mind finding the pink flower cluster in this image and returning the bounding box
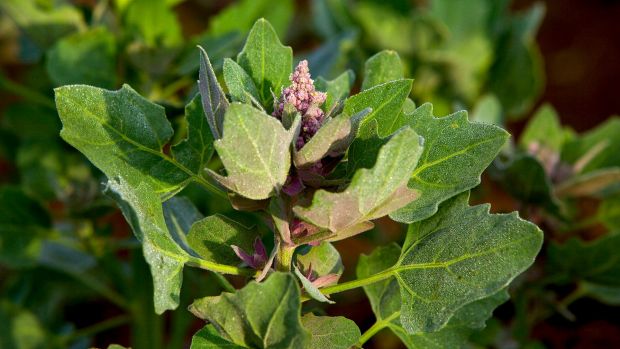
[273,60,327,149]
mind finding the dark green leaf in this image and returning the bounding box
[315,70,354,112]
[171,94,215,174]
[190,325,245,349]
[189,273,310,348]
[390,103,508,223]
[301,313,361,349]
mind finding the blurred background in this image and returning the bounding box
[1,0,619,348]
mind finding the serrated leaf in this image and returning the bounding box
[356,243,509,349]
[562,117,620,173]
[237,19,293,107]
[343,79,413,137]
[294,127,423,240]
[301,313,361,349]
[45,27,116,88]
[520,104,565,152]
[189,272,310,349]
[210,103,297,200]
[548,234,620,287]
[315,70,354,112]
[294,109,369,168]
[362,50,404,90]
[191,325,245,349]
[55,84,212,200]
[223,58,261,104]
[390,103,509,223]
[187,214,258,266]
[171,94,215,174]
[395,192,542,333]
[199,46,230,140]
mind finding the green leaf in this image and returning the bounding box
[562,117,620,173]
[191,325,245,349]
[45,27,117,88]
[548,234,620,287]
[520,104,565,152]
[315,70,355,113]
[301,313,361,349]
[471,94,502,125]
[361,50,404,90]
[55,84,219,200]
[223,58,261,104]
[294,109,369,168]
[343,79,413,137]
[199,46,230,140]
[187,214,257,266]
[294,266,334,304]
[357,243,509,348]
[296,242,343,280]
[395,192,542,333]
[598,195,620,231]
[163,196,202,254]
[237,19,293,107]
[555,168,620,198]
[189,273,310,349]
[346,120,389,177]
[125,0,182,46]
[390,103,509,223]
[172,94,215,174]
[210,103,297,200]
[208,0,293,38]
[294,127,423,240]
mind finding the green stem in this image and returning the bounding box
[302,268,394,301]
[0,73,56,109]
[276,244,296,272]
[357,312,400,347]
[62,314,131,343]
[189,257,258,277]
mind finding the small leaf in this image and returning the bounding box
[520,104,565,152]
[191,325,245,349]
[395,192,542,333]
[189,272,310,349]
[362,50,404,90]
[237,19,293,107]
[343,79,413,137]
[294,266,334,304]
[294,109,369,168]
[198,46,230,140]
[223,58,261,104]
[171,94,215,174]
[315,70,355,112]
[45,27,117,88]
[294,127,423,240]
[187,214,258,266]
[390,103,509,223]
[296,242,344,280]
[210,103,297,200]
[301,313,361,349]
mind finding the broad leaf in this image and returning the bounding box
[343,79,413,137]
[187,214,258,266]
[189,272,310,349]
[237,19,293,106]
[395,192,542,333]
[301,313,361,349]
[519,104,566,152]
[210,103,297,200]
[357,244,509,348]
[55,84,212,200]
[199,46,230,140]
[45,27,117,88]
[390,103,508,223]
[361,50,404,90]
[223,58,261,104]
[315,70,355,112]
[294,127,423,240]
[191,325,245,349]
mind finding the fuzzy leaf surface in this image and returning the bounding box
[189,273,310,349]
[301,313,361,349]
[237,19,293,106]
[294,128,422,239]
[223,58,261,104]
[199,46,230,139]
[211,103,296,200]
[390,103,508,223]
[395,193,542,333]
[362,50,404,90]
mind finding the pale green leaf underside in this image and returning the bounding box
[390,103,509,223]
[294,127,423,239]
[212,103,297,200]
[396,192,542,333]
[237,18,293,106]
[189,273,310,349]
[301,313,361,349]
[223,57,261,104]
